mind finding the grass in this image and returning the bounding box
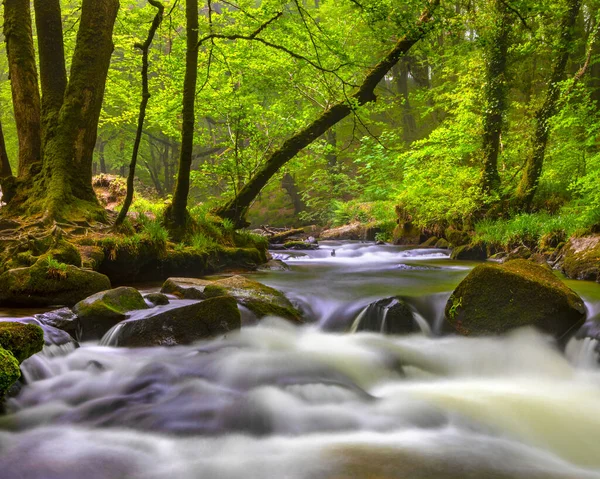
[46,256,68,280]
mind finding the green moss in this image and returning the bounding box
[420,237,439,247]
[450,244,487,260]
[283,241,312,249]
[434,238,450,249]
[446,228,470,247]
[73,287,148,319]
[0,322,44,363]
[445,259,585,338]
[0,348,20,398]
[560,236,600,282]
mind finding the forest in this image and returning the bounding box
[0,1,600,478]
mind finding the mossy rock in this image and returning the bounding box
[45,239,82,267]
[161,277,213,299]
[0,262,111,307]
[283,241,318,250]
[446,228,470,247]
[0,348,20,398]
[450,244,487,260]
[420,237,439,248]
[73,287,149,341]
[206,275,303,323]
[353,297,418,335]
[0,321,45,363]
[434,238,450,249]
[392,222,422,245]
[105,296,241,347]
[558,235,600,282]
[144,293,170,306]
[445,259,585,339]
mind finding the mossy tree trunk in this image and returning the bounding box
[393,60,417,144]
[0,121,12,179]
[33,0,67,152]
[515,0,582,210]
[166,0,199,234]
[116,0,164,226]
[1,0,119,222]
[480,0,511,196]
[3,0,41,179]
[215,0,441,227]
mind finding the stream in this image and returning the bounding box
[1,241,600,478]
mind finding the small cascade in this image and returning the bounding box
[99,322,125,347]
[566,337,600,369]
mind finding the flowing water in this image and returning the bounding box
[1,241,600,478]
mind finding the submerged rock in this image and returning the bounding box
[74,287,149,341]
[353,297,421,335]
[161,275,303,323]
[557,235,600,282]
[103,296,241,347]
[0,261,111,307]
[445,259,585,339]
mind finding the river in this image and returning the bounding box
[1,241,599,478]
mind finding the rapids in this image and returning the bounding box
[1,241,599,478]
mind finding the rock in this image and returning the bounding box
[445,259,585,339]
[144,293,170,306]
[434,238,449,249]
[34,307,79,339]
[161,275,303,323]
[283,241,318,250]
[321,222,376,241]
[557,235,600,282]
[502,245,532,262]
[204,275,303,323]
[161,277,213,299]
[450,244,487,260]
[445,227,470,247]
[420,237,439,247]
[73,287,149,341]
[11,317,76,349]
[257,259,290,271]
[353,297,421,335]
[0,321,45,363]
[78,245,105,270]
[103,297,241,347]
[0,348,20,397]
[393,222,422,245]
[0,261,111,307]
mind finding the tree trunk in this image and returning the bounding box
[166,0,199,233]
[515,0,582,210]
[480,0,511,195]
[98,140,107,174]
[0,120,12,179]
[215,0,441,227]
[41,0,120,218]
[3,0,41,178]
[115,0,164,226]
[33,0,67,151]
[393,60,417,144]
[281,173,305,215]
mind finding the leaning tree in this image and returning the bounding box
[1,0,119,222]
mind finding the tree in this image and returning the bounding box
[480,0,511,195]
[0,120,11,179]
[215,0,441,227]
[515,0,583,209]
[116,0,164,226]
[2,0,120,221]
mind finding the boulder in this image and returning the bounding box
[103,297,241,347]
[204,275,303,323]
[0,348,20,397]
[144,293,170,306]
[434,238,450,249]
[450,244,487,260]
[445,227,470,247]
[502,245,532,262]
[283,241,319,250]
[445,259,585,339]
[161,277,213,299]
[161,275,303,323]
[257,259,290,271]
[0,321,45,363]
[0,261,111,307]
[73,287,149,341]
[34,307,79,339]
[353,297,421,335]
[557,235,600,282]
[321,222,378,241]
[420,237,439,248]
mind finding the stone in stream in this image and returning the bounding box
[445,259,585,339]
[102,296,241,347]
[0,260,111,307]
[34,307,79,339]
[450,243,488,261]
[0,321,44,397]
[144,293,170,306]
[556,235,600,282]
[161,275,303,323]
[73,287,149,341]
[257,259,290,271]
[353,297,424,335]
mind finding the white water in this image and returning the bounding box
[1,241,600,478]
